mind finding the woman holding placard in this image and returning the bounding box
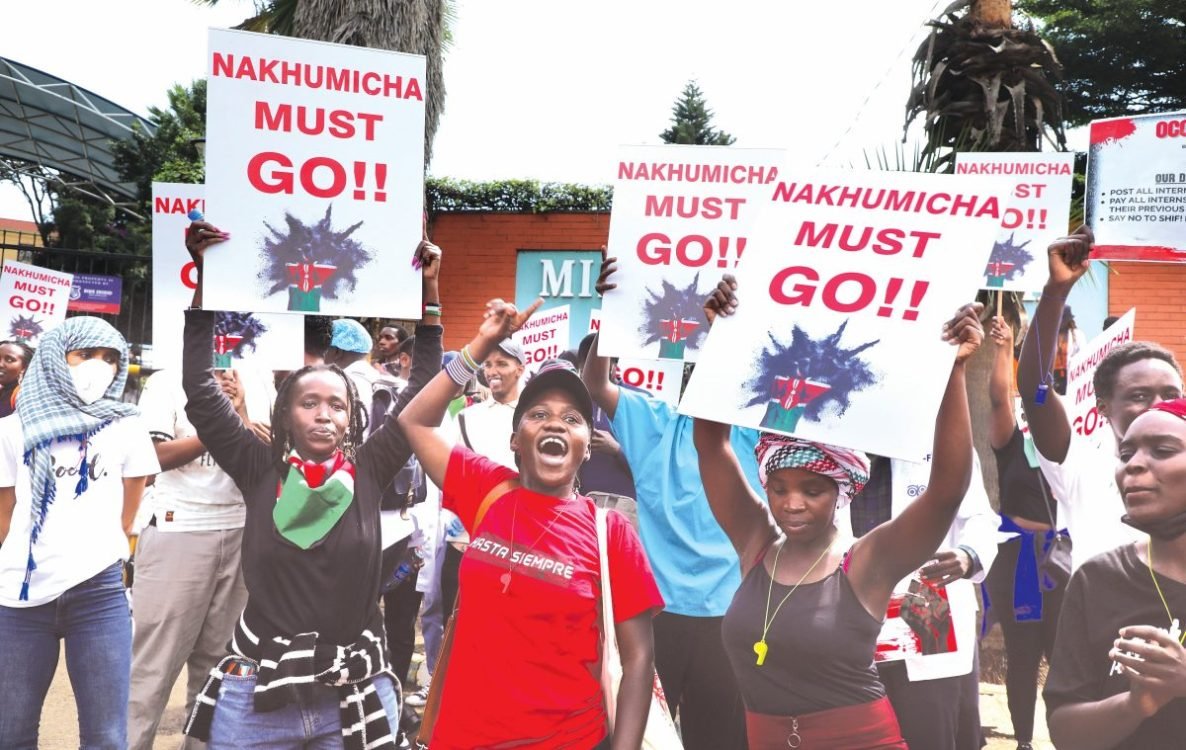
[398,299,664,750]
[178,218,442,748]
[693,275,983,750]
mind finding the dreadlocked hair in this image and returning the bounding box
[270,364,369,473]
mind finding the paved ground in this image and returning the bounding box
[39,651,1050,749]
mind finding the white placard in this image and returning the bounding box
[1087,112,1186,261]
[955,152,1075,292]
[151,182,304,372]
[203,29,426,316]
[679,167,1012,459]
[0,261,72,345]
[513,304,570,372]
[1065,308,1135,451]
[599,144,785,362]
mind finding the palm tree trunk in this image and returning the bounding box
[970,0,1012,28]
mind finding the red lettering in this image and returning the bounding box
[1156,119,1186,138]
[247,151,295,195]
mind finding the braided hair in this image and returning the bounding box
[270,364,369,473]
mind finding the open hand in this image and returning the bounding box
[941,302,985,363]
[1046,225,1094,291]
[703,274,738,325]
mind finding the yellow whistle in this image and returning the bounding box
[753,639,768,666]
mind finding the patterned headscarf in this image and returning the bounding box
[15,317,138,600]
[754,433,870,509]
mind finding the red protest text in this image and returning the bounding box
[773,181,1001,219]
[154,197,205,215]
[1155,119,1186,138]
[644,195,746,220]
[211,53,423,101]
[5,265,71,288]
[769,266,929,322]
[637,233,746,269]
[255,102,384,141]
[619,161,778,185]
[248,151,389,203]
[955,162,1071,176]
[795,221,942,259]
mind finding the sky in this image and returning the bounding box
[0,0,1085,221]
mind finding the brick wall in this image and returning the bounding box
[1108,261,1186,364]
[431,212,609,349]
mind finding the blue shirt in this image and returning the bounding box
[612,388,764,617]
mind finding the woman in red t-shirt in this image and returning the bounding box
[399,299,664,750]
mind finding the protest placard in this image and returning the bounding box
[513,304,570,372]
[587,309,683,405]
[0,261,72,345]
[955,152,1074,291]
[1087,112,1186,261]
[151,182,304,372]
[599,144,785,362]
[1065,308,1135,451]
[678,167,1012,459]
[67,274,123,314]
[202,29,426,316]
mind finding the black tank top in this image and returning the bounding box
[722,550,886,715]
[994,427,1053,525]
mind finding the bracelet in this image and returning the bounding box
[445,345,480,386]
[423,303,442,317]
[460,345,480,371]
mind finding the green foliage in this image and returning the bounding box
[112,80,207,216]
[1017,0,1186,126]
[660,81,736,146]
[425,177,611,213]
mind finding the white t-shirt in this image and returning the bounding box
[139,371,246,532]
[449,398,517,470]
[0,415,159,606]
[1037,432,1142,571]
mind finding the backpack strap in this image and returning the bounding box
[474,478,517,531]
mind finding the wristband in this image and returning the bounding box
[423,303,442,317]
[445,345,480,386]
[460,345,480,371]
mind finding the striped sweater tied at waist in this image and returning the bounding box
[185,613,398,750]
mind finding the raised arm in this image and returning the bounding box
[849,304,983,600]
[398,297,541,489]
[1018,226,1093,463]
[180,220,269,485]
[356,241,443,481]
[988,315,1017,450]
[691,274,775,571]
[583,252,622,418]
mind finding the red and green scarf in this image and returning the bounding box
[274,451,356,550]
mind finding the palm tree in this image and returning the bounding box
[904,0,1068,510]
[198,0,454,167]
[905,0,1066,169]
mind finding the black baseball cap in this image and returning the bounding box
[513,359,595,428]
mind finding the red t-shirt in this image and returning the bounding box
[434,446,664,750]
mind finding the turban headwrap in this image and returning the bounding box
[754,433,870,509]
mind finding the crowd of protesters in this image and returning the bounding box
[0,221,1184,750]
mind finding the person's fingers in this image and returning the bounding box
[1120,625,1180,650]
[512,298,544,329]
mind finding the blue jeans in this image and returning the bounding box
[0,561,132,750]
[208,670,401,749]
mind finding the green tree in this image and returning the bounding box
[1017,0,1186,126]
[197,0,454,167]
[660,81,736,146]
[111,80,207,218]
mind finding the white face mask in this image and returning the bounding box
[70,359,116,405]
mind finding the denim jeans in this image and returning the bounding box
[208,670,401,749]
[0,561,132,750]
